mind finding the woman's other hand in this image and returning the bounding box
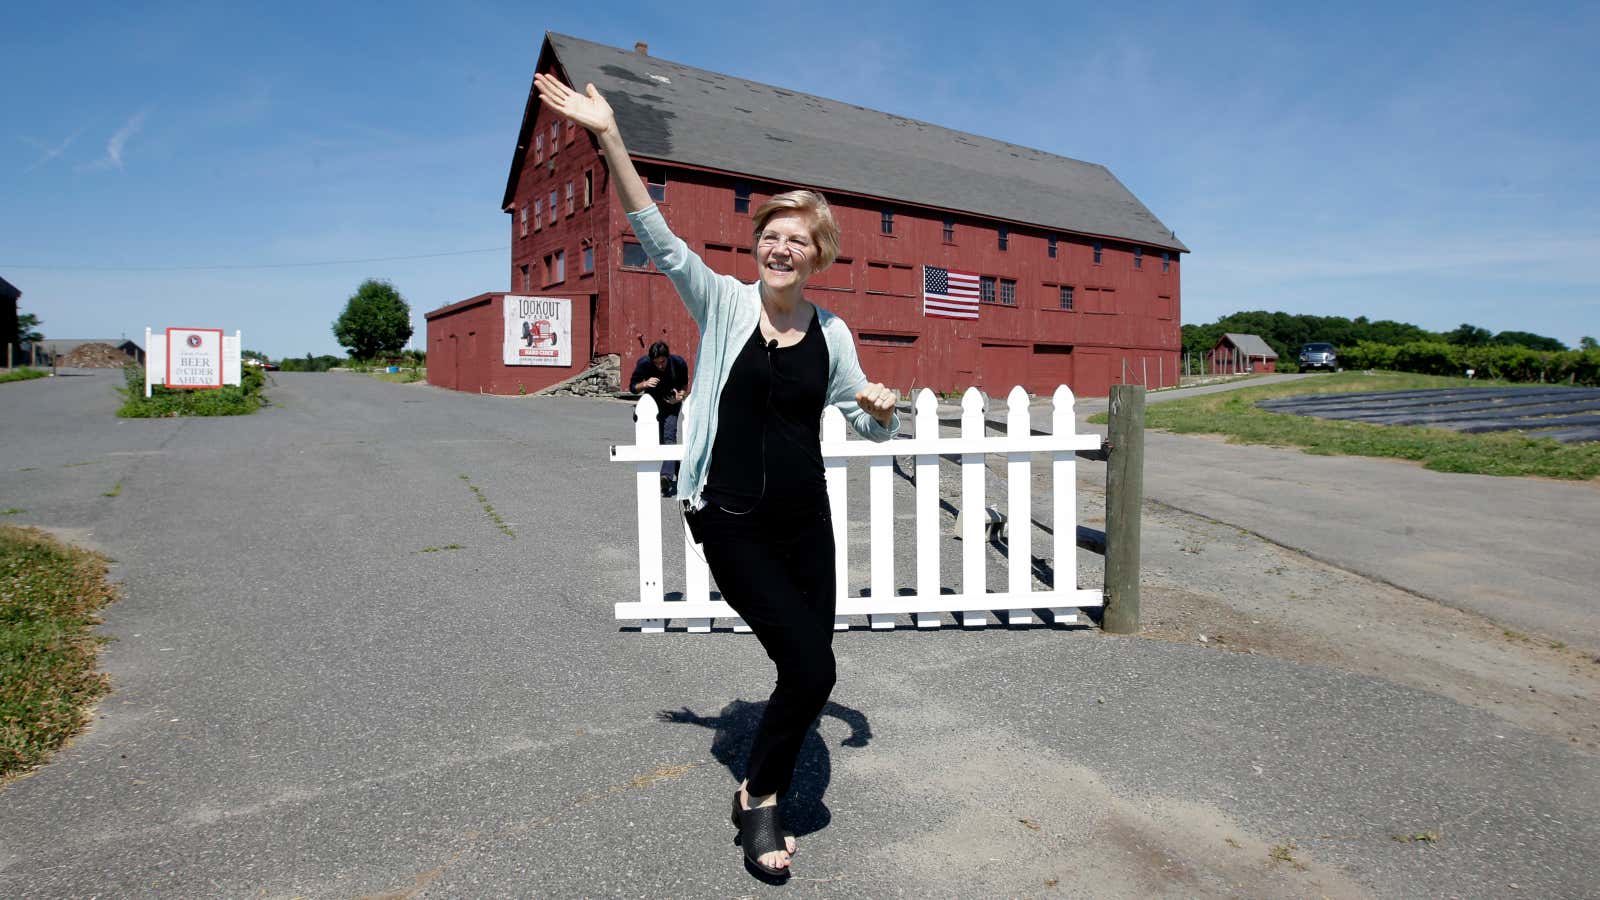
[855,383,897,427]
[533,74,616,137]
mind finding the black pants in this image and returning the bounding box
[695,499,836,798]
[658,410,680,480]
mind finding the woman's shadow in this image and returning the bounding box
[657,699,871,837]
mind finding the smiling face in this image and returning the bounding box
[754,210,818,294]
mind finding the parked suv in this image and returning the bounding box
[1298,342,1338,371]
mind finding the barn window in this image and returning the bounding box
[1048,236,1057,258]
[583,246,594,273]
[1162,251,1170,273]
[1134,247,1143,270]
[1000,278,1016,306]
[520,263,531,291]
[583,170,593,208]
[643,166,666,202]
[566,120,576,144]
[942,218,955,243]
[998,227,1009,251]
[1093,240,1103,264]
[980,276,997,304]
[549,122,560,153]
[519,206,528,237]
[734,182,751,214]
[621,242,650,269]
[565,181,574,214]
[549,190,558,216]
[880,209,894,235]
[534,199,542,230]
[1059,285,1074,310]
[552,250,565,283]
[535,134,543,162]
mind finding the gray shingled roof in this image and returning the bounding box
[1220,333,1278,358]
[519,33,1187,253]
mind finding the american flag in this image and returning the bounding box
[923,265,980,319]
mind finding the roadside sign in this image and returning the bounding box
[144,328,243,397]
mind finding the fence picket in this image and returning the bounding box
[1050,386,1079,625]
[869,453,894,629]
[1005,386,1035,625]
[633,395,665,633]
[914,389,941,629]
[959,388,988,628]
[683,525,711,633]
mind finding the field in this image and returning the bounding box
[1100,371,1600,480]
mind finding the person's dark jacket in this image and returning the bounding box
[629,353,689,418]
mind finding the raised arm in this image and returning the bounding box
[534,73,739,327]
[533,73,651,214]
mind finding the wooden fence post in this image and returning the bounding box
[1103,384,1145,634]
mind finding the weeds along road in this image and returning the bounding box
[1,369,1597,899]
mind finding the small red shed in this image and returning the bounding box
[1207,333,1278,374]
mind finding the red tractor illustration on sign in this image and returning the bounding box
[521,319,558,348]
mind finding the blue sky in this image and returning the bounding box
[4,0,1596,358]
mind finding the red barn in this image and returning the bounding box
[428,33,1189,397]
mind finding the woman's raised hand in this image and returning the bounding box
[533,73,616,137]
[855,383,898,427]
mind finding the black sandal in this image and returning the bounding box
[730,791,791,879]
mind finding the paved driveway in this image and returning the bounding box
[1,370,1595,898]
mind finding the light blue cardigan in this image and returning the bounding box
[625,204,900,507]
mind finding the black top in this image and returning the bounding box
[702,314,829,514]
[629,353,689,418]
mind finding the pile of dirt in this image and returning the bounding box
[59,343,132,368]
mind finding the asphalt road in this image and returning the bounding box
[1,370,1596,898]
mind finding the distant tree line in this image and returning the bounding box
[1182,311,1581,367]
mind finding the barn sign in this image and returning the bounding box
[143,327,242,397]
[502,295,571,367]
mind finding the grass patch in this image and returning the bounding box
[102,483,123,498]
[117,364,267,418]
[1091,371,1600,480]
[459,475,514,538]
[370,369,425,384]
[0,368,48,385]
[418,544,463,553]
[2,509,23,516]
[1,526,119,781]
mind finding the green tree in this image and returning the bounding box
[1490,330,1567,352]
[332,279,413,360]
[1443,323,1493,347]
[1578,336,1597,351]
[16,310,43,344]
[241,349,269,362]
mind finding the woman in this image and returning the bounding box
[534,73,898,878]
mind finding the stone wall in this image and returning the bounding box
[535,354,622,398]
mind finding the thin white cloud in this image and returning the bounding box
[21,127,85,172]
[81,111,149,172]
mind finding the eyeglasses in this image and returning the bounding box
[756,231,812,253]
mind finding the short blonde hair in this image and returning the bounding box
[750,190,841,272]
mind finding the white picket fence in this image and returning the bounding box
[609,385,1104,633]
